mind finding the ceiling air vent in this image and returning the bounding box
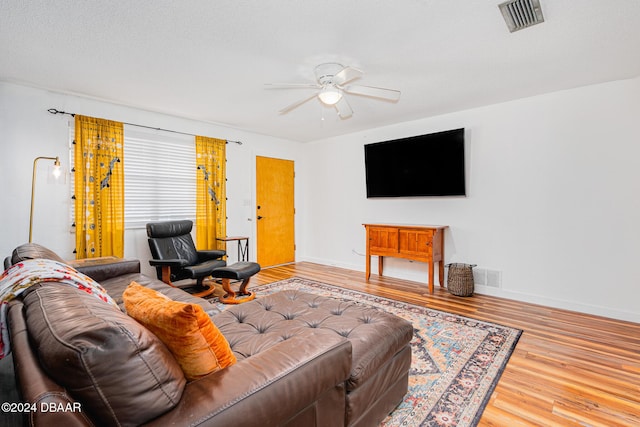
[499,0,544,32]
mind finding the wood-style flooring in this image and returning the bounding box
[249,262,640,427]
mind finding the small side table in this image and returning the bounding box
[216,236,249,262]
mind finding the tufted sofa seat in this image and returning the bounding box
[214,290,414,427]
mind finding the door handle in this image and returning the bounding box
[257,216,264,220]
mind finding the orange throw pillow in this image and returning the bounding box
[123,282,236,380]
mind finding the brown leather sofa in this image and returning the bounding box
[5,243,413,427]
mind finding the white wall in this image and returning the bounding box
[298,76,640,323]
[0,82,304,276]
[3,78,639,323]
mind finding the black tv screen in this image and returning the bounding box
[364,128,466,197]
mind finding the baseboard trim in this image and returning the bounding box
[298,256,639,323]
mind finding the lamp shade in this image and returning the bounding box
[318,86,343,105]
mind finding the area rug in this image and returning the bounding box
[211,277,522,427]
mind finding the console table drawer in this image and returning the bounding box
[368,227,399,254]
[399,229,434,259]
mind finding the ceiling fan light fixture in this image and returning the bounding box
[270,63,399,116]
[318,86,343,105]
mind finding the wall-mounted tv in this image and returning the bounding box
[364,128,466,198]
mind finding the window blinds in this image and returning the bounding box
[123,127,196,228]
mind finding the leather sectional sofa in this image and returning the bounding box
[4,243,413,426]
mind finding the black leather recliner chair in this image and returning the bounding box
[146,220,226,297]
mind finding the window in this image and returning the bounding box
[70,124,197,230]
[123,127,196,228]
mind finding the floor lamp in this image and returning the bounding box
[29,156,62,243]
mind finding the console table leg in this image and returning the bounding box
[439,261,445,287]
[366,255,371,280]
[378,256,384,276]
[428,262,435,294]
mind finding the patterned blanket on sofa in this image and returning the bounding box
[0,258,118,359]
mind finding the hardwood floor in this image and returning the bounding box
[250,262,640,427]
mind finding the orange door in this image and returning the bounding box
[256,156,295,267]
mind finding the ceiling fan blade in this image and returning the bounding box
[333,66,363,86]
[265,83,320,89]
[279,93,319,114]
[334,97,353,119]
[343,84,401,102]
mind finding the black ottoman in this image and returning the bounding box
[212,262,261,304]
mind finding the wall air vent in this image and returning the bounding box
[499,0,544,32]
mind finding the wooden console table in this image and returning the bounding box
[363,223,448,294]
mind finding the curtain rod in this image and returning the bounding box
[47,108,242,145]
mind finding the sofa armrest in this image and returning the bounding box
[144,334,352,427]
[69,258,141,283]
[7,300,93,427]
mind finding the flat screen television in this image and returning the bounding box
[364,128,465,198]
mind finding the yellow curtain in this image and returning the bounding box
[74,115,125,258]
[195,136,226,250]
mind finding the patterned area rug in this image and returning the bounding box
[212,277,522,427]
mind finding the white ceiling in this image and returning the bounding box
[2,1,640,143]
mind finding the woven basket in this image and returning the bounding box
[446,263,476,297]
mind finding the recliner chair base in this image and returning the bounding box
[158,265,217,298]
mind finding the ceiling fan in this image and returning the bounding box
[266,63,401,119]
